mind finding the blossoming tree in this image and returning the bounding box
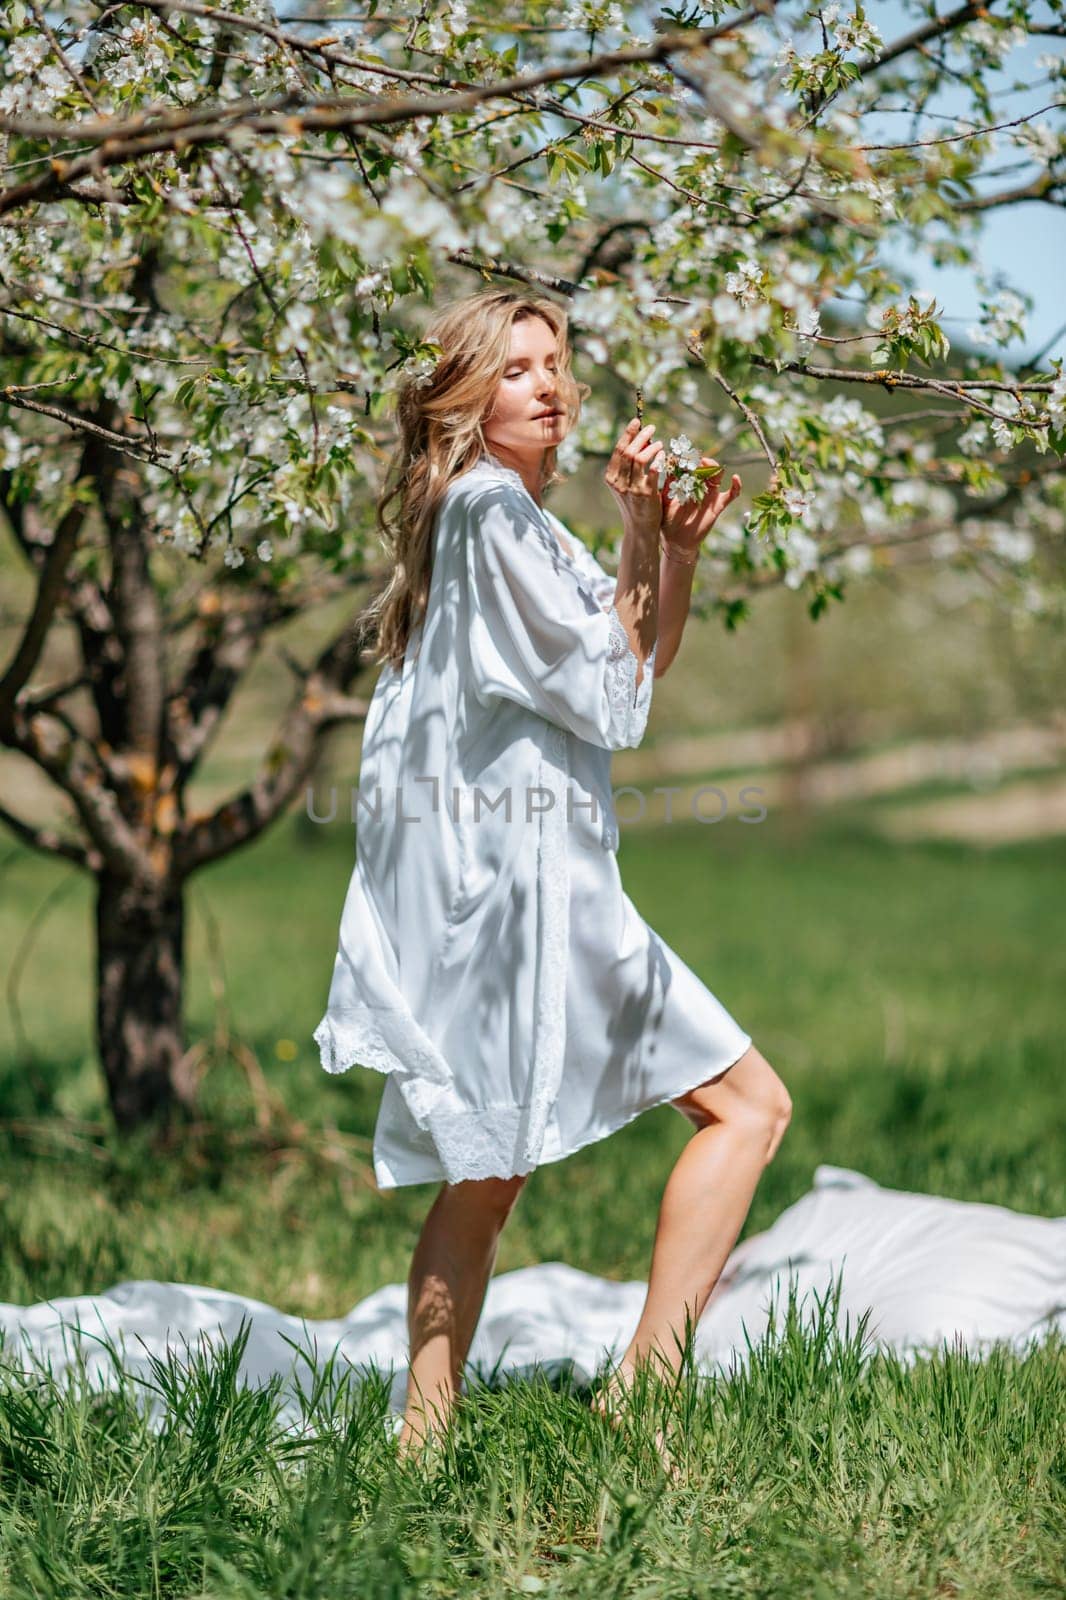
[1,0,1064,1128]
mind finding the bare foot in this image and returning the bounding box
[588,1369,683,1484]
[394,1400,453,1467]
[395,1424,446,1469]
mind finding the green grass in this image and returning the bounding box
[1,1301,1061,1600]
[0,810,1063,1596]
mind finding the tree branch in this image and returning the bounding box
[444,246,1060,428]
[0,13,763,215]
[955,171,1066,212]
[2,452,127,749]
[4,709,157,881]
[712,368,780,484]
[0,435,100,741]
[0,388,171,465]
[165,590,297,785]
[0,795,97,870]
[861,1,994,77]
[175,603,376,876]
[746,354,1058,399]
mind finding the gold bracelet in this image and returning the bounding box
[660,537,700,567]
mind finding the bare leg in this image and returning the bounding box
[596,1045,791,1410]
[396,1172,528,1457]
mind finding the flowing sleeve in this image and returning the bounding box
[565,533,621,615]
[460,479,657,752]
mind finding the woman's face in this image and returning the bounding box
[483,316,568,461]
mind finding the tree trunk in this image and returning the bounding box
[95,871,198,1129]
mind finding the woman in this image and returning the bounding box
[313,287,792,1457]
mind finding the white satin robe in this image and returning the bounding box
[313,452,752,1188]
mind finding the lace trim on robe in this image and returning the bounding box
[605,602,656,740]
[314,1007,463,1132]
[314,1010,571,1184]
[519,723,571,1169]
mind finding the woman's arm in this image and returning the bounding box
[652,547,697,679]
[605,420,666,693]
[610,521,659,693]
[610,527,698,686]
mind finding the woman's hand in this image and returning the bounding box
[661,456,743,558]
[604,419,666,539]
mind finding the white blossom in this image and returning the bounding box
[9,34,49,73]
[781,527,820,587]
[957,421,989,457]
[842,543,873,576]
[563,1,625,28]
[967,289,1027,348]
[930,530,960,559]
[783,487,816,523]
[1047,371,1066,427]
[669,434,700,470]
[572,284,626,335]
[675,375,699,408]
[794,306,822,342]
[276,302,314,353]
[0,0,1055,630]
[990,415,1017,451]
[402,354,438,389]
[711,294,771,342]
[95,17,170,91]
[652,212,686,251]
[380,181,467,251]
[961,20,1028,64]
[0,426,25,469]
[288,169,364,245]
[0,33,66,113]
[724,258,764,306]
[987,526,1034,564]
[832,10,883,55]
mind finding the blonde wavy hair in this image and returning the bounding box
[365,287,589,673]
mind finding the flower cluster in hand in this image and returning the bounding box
[655,433,715,504]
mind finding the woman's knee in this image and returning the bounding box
[728,1091,790,1164]
[740,1060,791,1162]
[676,1045,792,1161]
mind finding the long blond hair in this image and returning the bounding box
[365,288,588,672]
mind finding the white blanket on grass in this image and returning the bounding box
[2,1167,1063,1425]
